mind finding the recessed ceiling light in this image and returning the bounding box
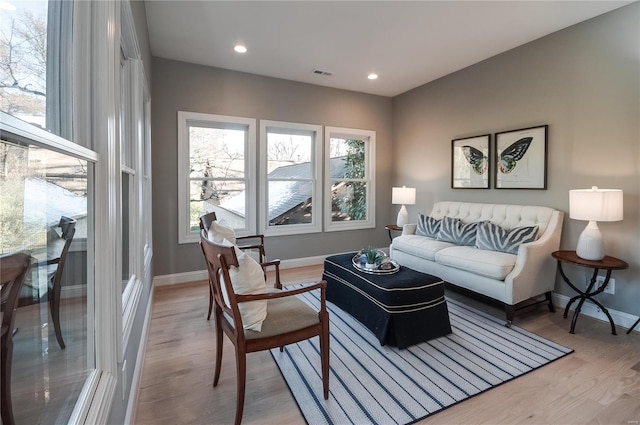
[368,73,378,80]
[234,45,247,54]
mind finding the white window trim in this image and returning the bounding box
[177,111,257,243]
[324,126,376,232]
[259,120,322,236]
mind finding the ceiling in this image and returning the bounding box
[145,1,633,97]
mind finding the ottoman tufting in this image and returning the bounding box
[323,252,452,349]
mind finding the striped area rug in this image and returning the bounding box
[270,285,573,425]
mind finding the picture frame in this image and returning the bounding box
[494,125,548,189]
[451,134,491,189]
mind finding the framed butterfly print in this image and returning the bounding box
[451,134,490,189]
[495,125,548,189]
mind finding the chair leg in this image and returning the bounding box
[213,313,223,387]
[234,348,247,425]
[545,291,556,313]
[320,311,330,400]
[505,305,515,328]
[1,337,16,425]
[207,280,214,320]
[49,283,65,349]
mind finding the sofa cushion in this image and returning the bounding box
[436,217,479,246]
[435,246,516,280]
[476,221,539,254]
[416,214,441,238]
[392,235,456,261]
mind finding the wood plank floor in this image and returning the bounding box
[134,265,640,425]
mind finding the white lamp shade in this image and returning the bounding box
[392,186,416,205]
[569,186,623,261]
[569,187,623,222]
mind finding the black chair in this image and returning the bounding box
[1,252,32,425]
[39,216,76,349]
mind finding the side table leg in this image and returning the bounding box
[589,298,617,335]
[570,296,588,334]
[627,317,640,334]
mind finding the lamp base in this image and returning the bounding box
[576,221,605,261]
[396,205,408,228]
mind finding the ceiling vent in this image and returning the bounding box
[313,69,333,76]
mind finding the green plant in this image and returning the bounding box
[362,247,380,264]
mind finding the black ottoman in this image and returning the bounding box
[323,253,452,349]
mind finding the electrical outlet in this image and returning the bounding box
[595,276,615,294]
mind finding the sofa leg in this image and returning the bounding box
[545,291,556,313]
[505,305,515,327]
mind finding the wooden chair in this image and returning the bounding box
[199,211,266,263]
[39,216,76,349]
[1,252,32,425]
[199,212,280,320]
[199,231,329,425]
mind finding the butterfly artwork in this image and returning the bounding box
[494,125,548,189]
[461,145,488,175]
[451,134,490,189]
[498,137,532,174]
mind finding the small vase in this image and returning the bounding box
[365,262,377,270]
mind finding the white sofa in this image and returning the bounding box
[390,201,564,324]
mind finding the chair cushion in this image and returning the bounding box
[436,217,479,246]
[416,214,441,238]
[392,235,455,261]
[475,221,539,254]
[245,293,319,339]
[208,219,237,244]
[435,246,516,280]
[221,244,267,331]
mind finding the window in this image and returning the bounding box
[178,111,256,243]
[120,53,136,293]
[260,120,322,236]
[0,1,101,423]
[324,126,376,231]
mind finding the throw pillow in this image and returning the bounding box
[208,219,237,244]
[416,214,441,238]
[219,239,267,332]
[436,216,479,246]
[475,221,539,254]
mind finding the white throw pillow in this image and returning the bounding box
[207,219,237,244]
[219,240,267,332]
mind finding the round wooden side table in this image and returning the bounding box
[552,250,628,335]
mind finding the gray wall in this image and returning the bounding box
[151,59,393,276]
[392,4,639,315]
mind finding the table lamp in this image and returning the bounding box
[569,186,623,261]
[392,186,416,228]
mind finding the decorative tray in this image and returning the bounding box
[352,250,400,275]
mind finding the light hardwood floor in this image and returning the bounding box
[134,265,640,425]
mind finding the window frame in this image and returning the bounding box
[177,111,257,244]
[259,120,323,236]
[324,126,376,232]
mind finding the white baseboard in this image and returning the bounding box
[124,281,154,425]
[153,253,336,287]
[552,293,639,334]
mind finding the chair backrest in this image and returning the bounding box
[1,253,32,336]
[52,216,76,286]
[199,212,217,234]
[199,230,243,326]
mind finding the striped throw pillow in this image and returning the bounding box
[475,221,539,254]
[416,214,441,238]
[436,216,479,246]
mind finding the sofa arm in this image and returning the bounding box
[402,224,417,235]
[505,211,564,303]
